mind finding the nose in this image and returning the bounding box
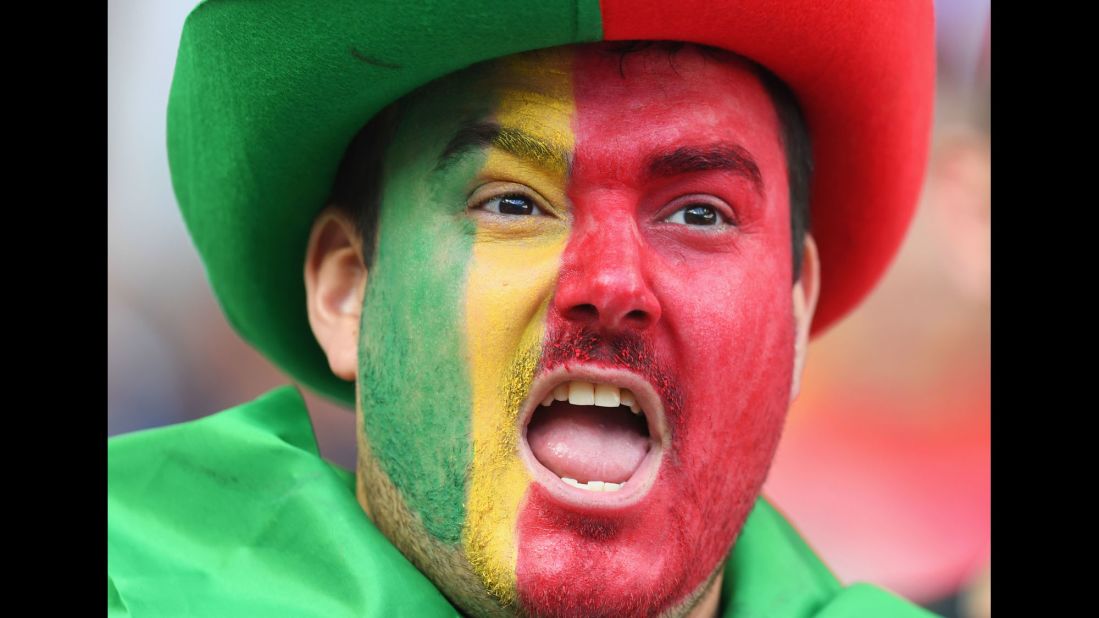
[553,216,662,333]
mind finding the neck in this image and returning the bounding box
[686,571,723,618]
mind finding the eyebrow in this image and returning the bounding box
[436,121,569,177]
[648,144,764,194]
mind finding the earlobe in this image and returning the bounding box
[790,234,821,401]
[304,207,367,382]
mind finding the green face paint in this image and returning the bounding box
[354,48,580,614]
[356,73,495,544]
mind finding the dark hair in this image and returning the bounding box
[329,42,812,280]
[758,64,813,281]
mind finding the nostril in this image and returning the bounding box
[565,303,599,323]
[625,310,649,325]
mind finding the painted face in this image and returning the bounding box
[356,43,795,617]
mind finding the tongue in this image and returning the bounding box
[526,402,650,484]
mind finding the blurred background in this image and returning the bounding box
[108,2,990,616]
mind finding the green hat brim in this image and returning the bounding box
[168,0,603,407]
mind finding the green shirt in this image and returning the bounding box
[108,385,935,617]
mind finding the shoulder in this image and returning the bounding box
[107,385,333,614]
[108,384,320,472]
[723,499,937,617]
[813,583,939,617]
[107,384,331,568]
[107,384,329,527]
[108,386,455,617]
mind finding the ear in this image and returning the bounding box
[304,207,367,381]
[790,234,821,401]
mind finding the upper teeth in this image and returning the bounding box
[540,381,642,415]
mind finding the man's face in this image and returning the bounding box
[354,43,798,616]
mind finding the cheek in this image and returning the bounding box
[356,153,483,545]
[648,267,794,601]
[652,193,796,449]
[664,255,796,507]
[460,228,566,602]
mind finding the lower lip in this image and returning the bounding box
[518,427,664,512]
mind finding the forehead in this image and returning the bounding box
[404,43,784,180]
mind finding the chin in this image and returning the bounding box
[513,479,740,618]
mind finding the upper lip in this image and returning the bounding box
[518,363,669,448]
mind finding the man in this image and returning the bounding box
[108,1,936,616]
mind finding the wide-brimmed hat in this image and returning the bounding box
[168,0,935,407]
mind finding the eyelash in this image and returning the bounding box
[660,196,738,229]
[467,180,559,220]
[473,192,542,216]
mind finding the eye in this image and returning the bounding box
[476,194,544,216]
[665,204,721,226]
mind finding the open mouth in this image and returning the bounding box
[519,367,667,508]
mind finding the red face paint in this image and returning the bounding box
[516,45,797,616]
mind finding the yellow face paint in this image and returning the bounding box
[461,47,575,606]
